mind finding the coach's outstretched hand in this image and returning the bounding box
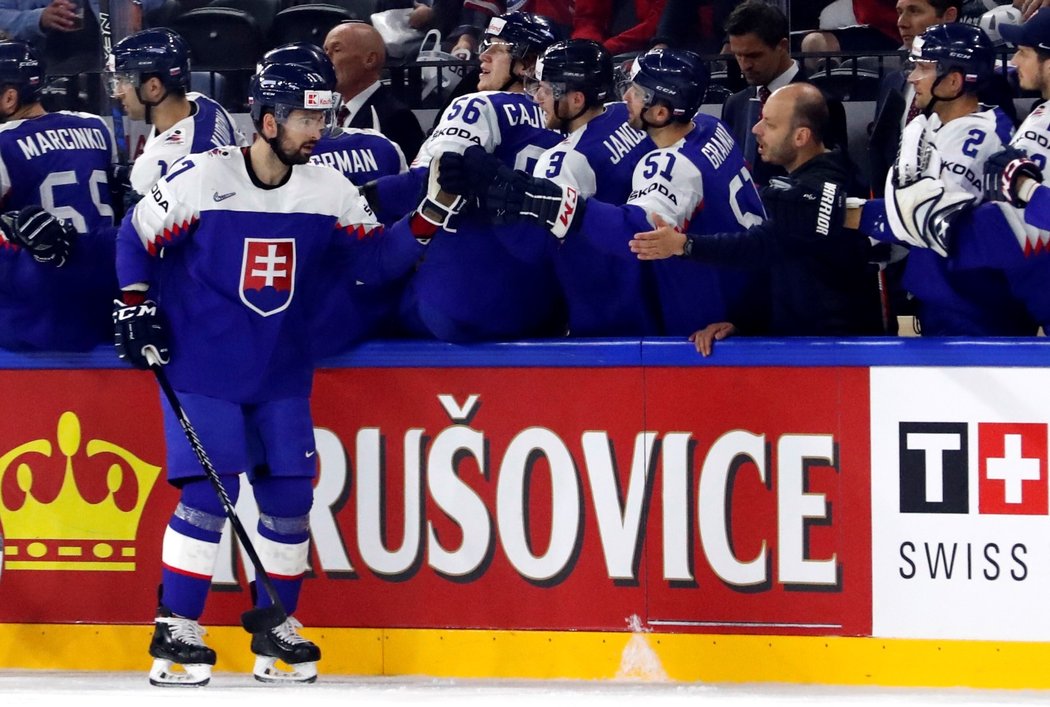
[113,298,171,370]
[2,205,73,267]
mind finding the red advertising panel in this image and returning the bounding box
[643,367,872,636]
[0,363,871,637]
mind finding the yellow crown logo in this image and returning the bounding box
[0,411,161,572]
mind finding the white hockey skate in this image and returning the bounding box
[251,616,320,684]
[148,606,216,687]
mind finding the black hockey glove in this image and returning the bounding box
[436,145,505,199]
[485,170,583,240]
[760,178,846,241]
[1,205,74,267]
[983,147,1043,207]
[113,298,171,370]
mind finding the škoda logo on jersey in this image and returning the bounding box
[0,411,161,572]
[240,238,296,317]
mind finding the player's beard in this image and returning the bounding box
[270,125,315,166]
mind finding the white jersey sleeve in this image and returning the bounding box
[931,108,1011,199]
[411,91,502,168]
[624,145,703,229]
[1006,100,1050,248]
[130,154,204,254]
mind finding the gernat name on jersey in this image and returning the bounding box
[17,127,109,160]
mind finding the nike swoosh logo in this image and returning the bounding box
[213,191,236,202]
[305,450,316,458]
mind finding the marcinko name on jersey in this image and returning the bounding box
[16,127,109,160]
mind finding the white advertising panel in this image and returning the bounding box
[872,367,1050,640]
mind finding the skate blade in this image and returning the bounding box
[149,658,212,687]
[252,655,318,684]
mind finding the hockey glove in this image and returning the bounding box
[414,153,468,238]
[1,206,74,267]
[486,170,582,240]
[983,147,1043,207]
[885,175,974,257]
[893,115,936,188]
[113,298,171,370]
[436,145,505,199]
[760,178,846,241]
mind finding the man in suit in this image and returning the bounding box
[324,20,426,163]
[721,0,849,187]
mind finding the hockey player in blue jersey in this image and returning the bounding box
[468,48,768,339]
[441,39,658,335]
[112,61,421,687]
[259,42,410,353]
[0,41,118,351]
[258,42,407,186]
[364,11,566,341]
[628,79,884,351]
[109,28,246,202]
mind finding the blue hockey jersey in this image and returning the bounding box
[0,110,118,351]
[117,147,422,400]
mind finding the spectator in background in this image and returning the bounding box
[324,20,426,163]
[450,1,573,59]
[0,0,166,71]
[799,0,902,71]
[650,0,735,54]
[571,0,666,57]
[721,0,849,186]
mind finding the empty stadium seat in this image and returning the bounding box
[208,0,281,40]
[172,7,265,71]
[284,0,374,22]
[268,4,357,48]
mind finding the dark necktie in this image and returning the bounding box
[905,94,921,124]
[758,85,771,104]
[336,106,350,127]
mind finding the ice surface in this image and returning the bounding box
[1,671,1048,707]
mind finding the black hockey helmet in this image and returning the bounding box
[108,28,192,93]
[628,48,707,122]
[909,22,995,93]
[528,39,612,106]
[480,11,557,60]
[249,61,336,130]
[0,41,44,104]
[258,42,336,91]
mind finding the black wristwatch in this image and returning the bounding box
[680,234,693,258]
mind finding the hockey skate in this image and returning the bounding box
[250,616,321,684]
[148,606,216,687]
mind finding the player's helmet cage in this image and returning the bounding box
[909,23,995,92]
[0,41,45,105]
[628,48,708,121]
[107,28,192,94]
[479,11,558,60]
[526,39,613,106]
[249,62,336,134]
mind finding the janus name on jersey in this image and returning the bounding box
[214,396,843,591]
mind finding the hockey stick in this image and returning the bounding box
[147,355,287,633]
